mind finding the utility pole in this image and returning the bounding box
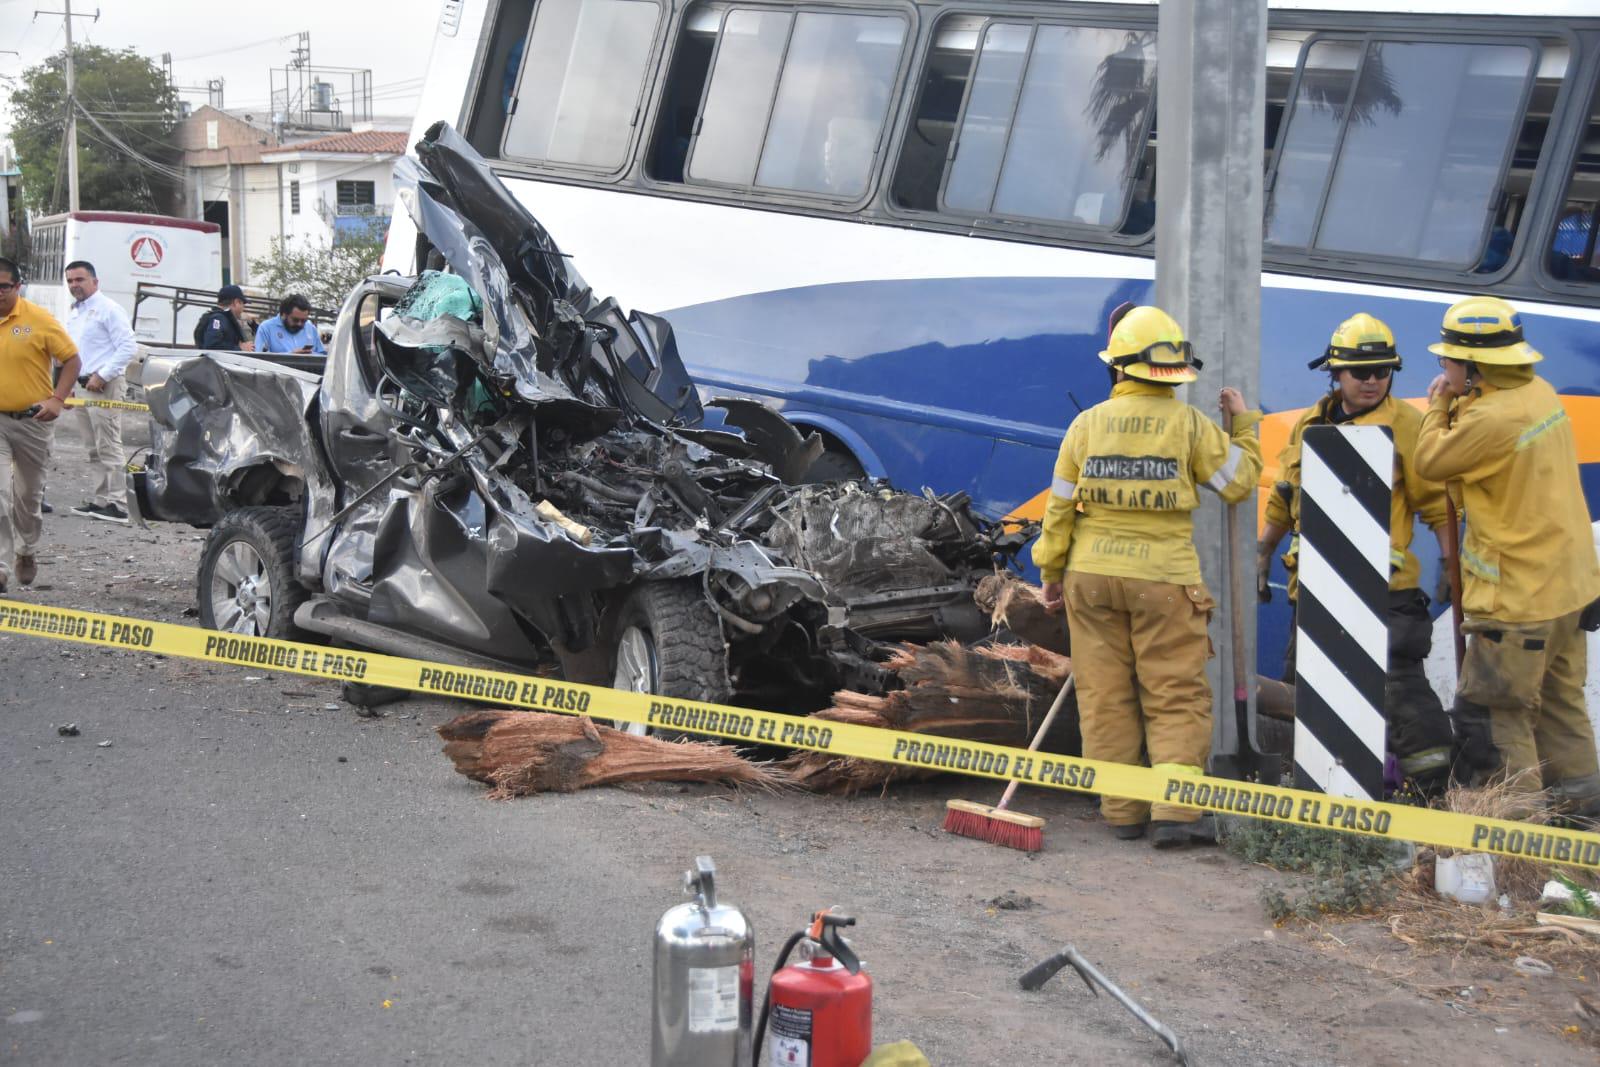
[33,2,99,212]
[1154,0,1268,779]
[62,0,77,211]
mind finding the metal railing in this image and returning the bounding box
[314,198,392,227]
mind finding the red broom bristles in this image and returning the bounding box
[942,802,1045,853]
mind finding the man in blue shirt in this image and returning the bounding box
[254,293,325,354]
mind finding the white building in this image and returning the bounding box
[261,129,408,252]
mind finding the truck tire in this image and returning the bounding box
[609,581,731,737]
[198,506,308,640]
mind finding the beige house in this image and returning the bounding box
[175,105,285,285]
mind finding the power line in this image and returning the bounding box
[168,32,302,64]
[73,99,187,182]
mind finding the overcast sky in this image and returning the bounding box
[1,0,440,132]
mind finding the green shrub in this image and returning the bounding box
[1222,817,1403,922]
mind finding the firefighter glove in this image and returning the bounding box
[1434,562,1453,608]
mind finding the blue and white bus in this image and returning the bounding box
[390,0,1600,674]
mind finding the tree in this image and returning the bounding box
[248,220,388,311]
[9,45,181,216]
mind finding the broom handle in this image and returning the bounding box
[1444,495,1465,671]
[1442,400,1466,672]
[995,673,1075,812]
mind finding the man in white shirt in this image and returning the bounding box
[64,260,138,523]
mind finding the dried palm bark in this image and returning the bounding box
[782,640,1074,795]
[974,573,1069,654]
[438,711,785,798]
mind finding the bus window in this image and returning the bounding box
[31,222,65,285]
[889,15,981,213]
[659,4,907,198]
[501,0,663,171]
[1267,36,1538,269]
[891,17,1155,233]
[1546,74,1600,284]
[646,5,720,182]
[755,13,904,197]
[466,0,534,156]
[688,9,791,186]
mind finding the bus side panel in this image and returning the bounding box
[666,273,1598,678]
[666,275,1150,516]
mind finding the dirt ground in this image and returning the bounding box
[2,425,1596,1066]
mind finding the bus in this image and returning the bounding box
[388,0,1600,679]
[27,211,223,344]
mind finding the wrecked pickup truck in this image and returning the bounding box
[130,122,1033,715]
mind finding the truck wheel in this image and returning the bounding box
[609,582,731,737]
[198,507,308,639]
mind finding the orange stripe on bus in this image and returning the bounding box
[1005,394,1600,532]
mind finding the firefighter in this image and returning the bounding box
[1036,305,1263,849]
[1413,296,1600,818]
[1257,313,1455,795]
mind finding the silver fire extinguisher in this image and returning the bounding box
[652,856,754,1067]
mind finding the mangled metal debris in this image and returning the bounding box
[131,120,1034,717]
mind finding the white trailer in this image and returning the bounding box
[26,211,223,343]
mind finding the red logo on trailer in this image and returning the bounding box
[129,234,164,269]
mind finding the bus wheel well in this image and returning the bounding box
[799,430,867,483]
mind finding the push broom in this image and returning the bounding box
[943,673,1074,852]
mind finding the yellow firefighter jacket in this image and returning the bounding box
[1413,369,1600,623]
[1265,394,1449,596]
[1033,379,1264,585]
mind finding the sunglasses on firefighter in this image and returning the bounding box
[1345,366,1392,381]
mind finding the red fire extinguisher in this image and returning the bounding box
[754,909,872,1067]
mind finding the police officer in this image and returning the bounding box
[1036,306,1263,848]
[1414,296,1600,818]
[1258,313,1455,795]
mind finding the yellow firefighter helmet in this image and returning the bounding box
[1308,312,1401,371]
[1098,305,1202,384]
[1427,296,1543,366]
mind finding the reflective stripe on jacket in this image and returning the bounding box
[1413,371,1600,623]
[1265,394,1449,596]
[1032,379,1263,585]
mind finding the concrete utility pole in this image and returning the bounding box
[1154,0,1268,778]
[33,1,99,212]
[62,0,77,211]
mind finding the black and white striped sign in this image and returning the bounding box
[1293,425,1393,800]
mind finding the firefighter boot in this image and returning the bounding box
[1449,697,1500,788]
[1551,773,1600,828]
[1386,590,1453,797]
[1151,816,1219,850]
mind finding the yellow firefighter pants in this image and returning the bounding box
[1065,572,1215,825]
[1458,609,1597,801]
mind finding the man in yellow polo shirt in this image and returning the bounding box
[0,256,81,592]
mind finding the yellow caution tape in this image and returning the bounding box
[65,397,150,412]
[3,595,1598,871]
